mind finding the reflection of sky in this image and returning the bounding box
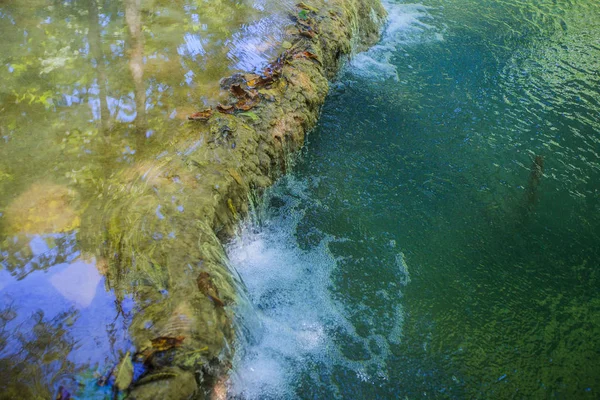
[227,16,288,72]
[0,235,130,369]
[88,83,137,123]
[176,14,288,73]
[178,32,206,57]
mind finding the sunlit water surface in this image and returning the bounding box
[229,1,600,398]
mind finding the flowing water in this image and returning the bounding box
[229,1,600,398]
[1,0,600,398]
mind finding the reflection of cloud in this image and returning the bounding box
[29,235,50,256]
[50,259,101,308]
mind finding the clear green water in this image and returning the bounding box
[229,1,600,398]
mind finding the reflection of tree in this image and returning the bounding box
[0,305,80,399]
[125,0,147,131]
[0,0,265,213]
[88,0,111,134]
[0,233,76,280]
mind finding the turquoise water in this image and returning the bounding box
[230,1,600,398]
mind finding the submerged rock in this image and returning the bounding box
[4,183,79,235]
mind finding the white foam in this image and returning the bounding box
[227,177,407,398]
[350,2,441,81]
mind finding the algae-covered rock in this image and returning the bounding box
[4,183,79,235]
[73,0,387,397]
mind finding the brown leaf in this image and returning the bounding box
[256,75,275,88]
[197,271,225,307]
[297,2,319,12]
[234,96,260,111]
[188,108,213,121]
[299,29,317,39]
[231,84,259,100]
[297,18,315,29]
[230,84,247,98]
[216,104,235,114]
[293,51,321,63]
[150,336,186,351]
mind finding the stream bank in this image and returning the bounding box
[127,0,387,397]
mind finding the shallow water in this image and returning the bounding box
[230,0,600,398]
[0,0,293,397]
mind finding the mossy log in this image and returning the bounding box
[95,0,388,398]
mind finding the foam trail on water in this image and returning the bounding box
[350,2,441,81]
[226,4,426,396]
[227,177,407,398]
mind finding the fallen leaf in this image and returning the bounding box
[219,73,245,90]
[297,18,313,28]
[285,27,300,36]
[239,111,259,121]
[299,29,317,39]
[216,104,235,114]
[246,78,259,88]
[293,51,321,63]
[298,9,309,20]
[297,2,319,12]
[282,41,293,49]
[244,73,260,82]
[188,108,213,121]
[227,168,244,185]
[114,351,134,391]
[234,96,260,111]
[150,336,186,351]
[230,84,247,98]
[228,198,238,219]
[256,75,275,88]
[135,371,179,386]
[197,271,225,307]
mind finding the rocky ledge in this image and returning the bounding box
[105,0,387,398]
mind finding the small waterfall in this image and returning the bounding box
[226,176,407,399]
[224,4,432,397]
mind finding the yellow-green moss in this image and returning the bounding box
[116,0,388,398]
